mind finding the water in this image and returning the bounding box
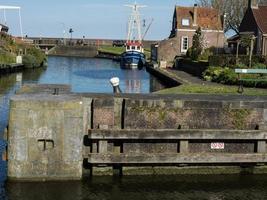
[33,56,165,93]
[0,56,165,136]
[1,56,267,199]
[3,175,267,200]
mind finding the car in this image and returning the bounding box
[112,40,125,47]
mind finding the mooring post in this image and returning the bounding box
[110,77,122,94]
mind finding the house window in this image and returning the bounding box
[182,19,190,26]
[181,36,189,53]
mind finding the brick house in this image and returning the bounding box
[151,4,225,65]
[239,0,267,56]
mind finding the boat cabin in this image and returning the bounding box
[126,41,144,53]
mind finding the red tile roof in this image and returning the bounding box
[252,6,267,33]
[175,6,223,30]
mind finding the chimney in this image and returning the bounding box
[248,0,258,9]
[193,4,198,26]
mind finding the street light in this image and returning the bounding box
[69,28,73,45]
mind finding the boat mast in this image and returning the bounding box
[0,5,23,40]
[125,2,146,44]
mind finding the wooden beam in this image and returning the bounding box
[88,129,267,140]
[87,153,267,164]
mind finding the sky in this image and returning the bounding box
[0,0,196,40]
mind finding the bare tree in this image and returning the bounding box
[196,0,267,34]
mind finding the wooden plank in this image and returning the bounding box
[180,140,189,153]
[87,153,267,164]
[99,140,108,153]
[88,129,267,140]
[257,141,266,153]
[235,69,267,74]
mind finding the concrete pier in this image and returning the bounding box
[7,84,267,180]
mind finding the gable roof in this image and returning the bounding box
[175,6,223,30]
[252,6,267,34]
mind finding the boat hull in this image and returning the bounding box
[120,51,146,69]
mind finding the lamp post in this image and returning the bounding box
[249,35,256,68]
[69,28,73,45]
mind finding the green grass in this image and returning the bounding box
[98,46,125,55]
[98,45,151,59]
[156,84,267,96]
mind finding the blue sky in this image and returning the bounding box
[0,0,196,40]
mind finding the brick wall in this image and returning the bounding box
[155,30,225,63]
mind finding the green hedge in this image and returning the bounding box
[0,51,16,64]
[209,55,267,68]
[203,66,267,87]
[23,47,46,68]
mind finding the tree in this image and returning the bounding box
[196,0,267,34]
[191,27,203,60]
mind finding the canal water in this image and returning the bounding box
[3,175,267,200]
[1,56,267,199]
[0,56,165,136]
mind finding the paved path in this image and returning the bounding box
[165,68,221,86]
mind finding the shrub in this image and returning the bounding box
[235,63,247,69]
[186,47,193,58]
[203,66,267,87]
[191,27,203,61]
[26,47,46,67]
[203,66,238,85]
[0,50,15,64]
[208,55,267,68]
[23,54,38,68]
[198,47,214,61]
[253,63,266,69]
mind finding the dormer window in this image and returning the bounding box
[182,19,190,26]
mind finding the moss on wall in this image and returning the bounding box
[224,108,251,129]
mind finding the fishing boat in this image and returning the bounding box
[120,3,147,69]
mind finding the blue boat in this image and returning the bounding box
[120,3,147,69]
[121,44,146,69]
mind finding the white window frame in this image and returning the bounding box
[181,36,189,53]
[181,18,190,26]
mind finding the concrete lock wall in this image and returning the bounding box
[8,92,84,180]
[7,85,267,180]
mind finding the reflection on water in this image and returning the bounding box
[0,56,165,136]
[4,175,267,200]
[1,57,267,199]
[38,57,165,93]
[0,57,167,199]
